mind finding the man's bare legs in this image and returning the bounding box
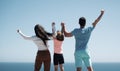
[76,66,93,71]
[87,66,93,71]
[77,67,82,71]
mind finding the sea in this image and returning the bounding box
[0,62,120,71]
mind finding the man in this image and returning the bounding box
[61,10,104,71]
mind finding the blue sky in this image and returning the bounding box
[0,0,120,63]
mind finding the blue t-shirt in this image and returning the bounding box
[71,26,94,51]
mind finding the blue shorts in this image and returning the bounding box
[74,50,92,68]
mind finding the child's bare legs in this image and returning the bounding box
[54,65,58,71]
[59,64,64,71]
[54,64,64,71]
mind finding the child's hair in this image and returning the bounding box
[79,17,86,28]
[34,24,52,46]
[56,34,64,41]
[56,31,64,41]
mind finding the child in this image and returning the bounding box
[17,24,53,71]
[52,22,64,71]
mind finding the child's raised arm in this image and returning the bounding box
[52,22,56,37]
[61,22,64,34]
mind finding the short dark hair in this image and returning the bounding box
[79,17,86,28]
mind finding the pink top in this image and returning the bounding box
[53,39,63,54]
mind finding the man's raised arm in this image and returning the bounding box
[92,9,105,27]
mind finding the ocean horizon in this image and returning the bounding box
[0,62,120,71]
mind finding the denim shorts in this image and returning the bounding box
[74,50,92,68]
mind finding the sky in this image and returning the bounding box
[0,0,120,63]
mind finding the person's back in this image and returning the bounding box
[17,24,53,71]
[61,10,104,71]
[72,27,94,51]
[71,17,94,71]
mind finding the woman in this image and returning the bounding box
[17,24,53,71]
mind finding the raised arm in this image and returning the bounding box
[52,22,56,37]
[61,22,73,37]
[92,9,105,27]
[61,22,64,34]
[17,29,33,40]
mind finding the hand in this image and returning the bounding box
[61,22,65,27]
[17,29,19,32]
[101,9,104,14]
[17,29,21,33]
[52,22,55,26]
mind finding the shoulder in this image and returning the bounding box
[86,25,94,32]
[31,35,41,40]
[72,28,79,32]
[71,28,80,35]
[31,35,37,38]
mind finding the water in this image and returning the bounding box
[0,62,120,71]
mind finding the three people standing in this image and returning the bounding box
[17,9,104,71]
